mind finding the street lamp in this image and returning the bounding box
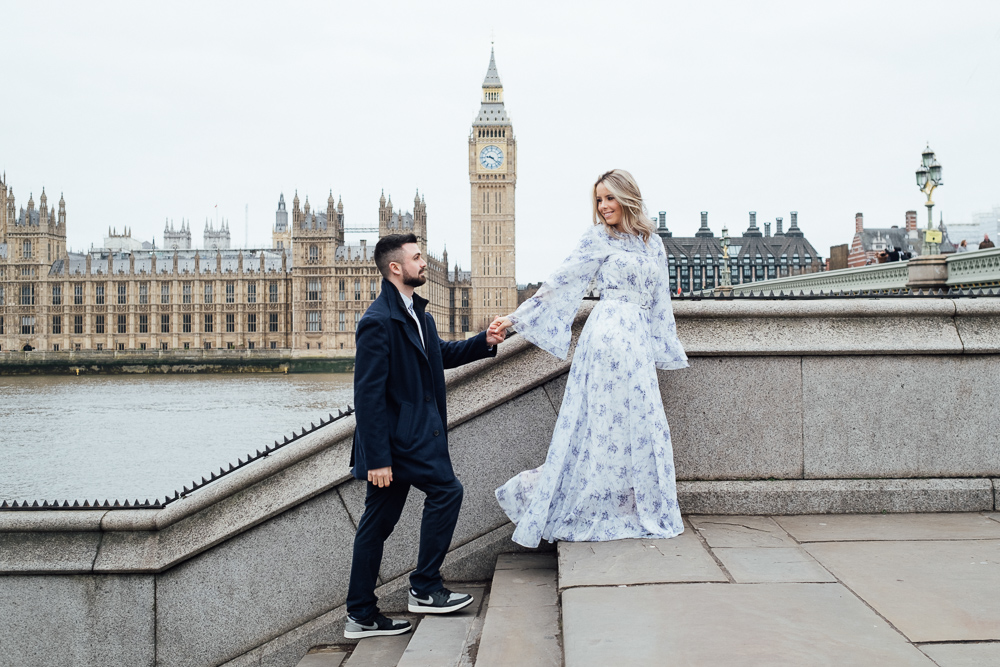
[916,144,943,255]
[717,226,733,294]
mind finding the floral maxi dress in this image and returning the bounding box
[495,225,689,548]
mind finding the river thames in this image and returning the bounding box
[0,373,355,503]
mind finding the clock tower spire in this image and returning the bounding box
[469,46,516,332]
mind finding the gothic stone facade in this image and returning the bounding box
[0,173,471,354]
[0,50,511,354]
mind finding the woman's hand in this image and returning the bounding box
[489,316,512,336]
[486,315,511,346]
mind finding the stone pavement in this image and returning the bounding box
[560,513,1000,666]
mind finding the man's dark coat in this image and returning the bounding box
[351,279,496,484]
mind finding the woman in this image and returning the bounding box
[489,169,689,548]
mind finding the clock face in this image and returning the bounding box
[479,145,504,170]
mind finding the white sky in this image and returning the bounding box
[3,1,999,282]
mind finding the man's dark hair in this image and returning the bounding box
[374,233,418,279]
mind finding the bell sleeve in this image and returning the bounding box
[649,237,690,370]
[508,225,608,360]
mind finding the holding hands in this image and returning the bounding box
[486,315,512,347]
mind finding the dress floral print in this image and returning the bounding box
[496,224,689,548]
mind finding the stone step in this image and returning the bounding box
[474,553,561,667]
[296,647,348,666]
[394,585,486,667]
[342,626,415,667]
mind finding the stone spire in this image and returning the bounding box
[483,47,502,88]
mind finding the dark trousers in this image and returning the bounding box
[345,477,464,622]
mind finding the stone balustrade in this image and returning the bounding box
[721,246,1000,295]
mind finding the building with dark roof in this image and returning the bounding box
[847,211,955,267]
[655,210,823,293]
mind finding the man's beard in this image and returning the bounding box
[402,267,426,287]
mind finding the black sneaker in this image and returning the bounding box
[407,587,474,614]
[343,613,412,639]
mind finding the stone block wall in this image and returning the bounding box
[1,298,999,667]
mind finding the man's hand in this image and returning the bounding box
[487,315,510,347]
[368,466,393,488]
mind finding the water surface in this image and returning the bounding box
[0,373,354,502]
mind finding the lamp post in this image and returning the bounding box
[716,225,733,295]
[915,144,943,255]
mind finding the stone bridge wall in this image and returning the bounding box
[1,298,999,667]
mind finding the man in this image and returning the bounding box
[980,234,995,249]
[344,233,505,639]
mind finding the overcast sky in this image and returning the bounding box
[3,1,999,282]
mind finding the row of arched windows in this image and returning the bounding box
[477,128,506,138]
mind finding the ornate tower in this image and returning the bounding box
[0,173,9,243]
[469,47,517,331]
[328,190,344,247]
[273,193,291,250]
[204,219,231,249]
[163,219,192,250]
[290,190,338,351]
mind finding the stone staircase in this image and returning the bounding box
[293,553,561,667]
[293,512,1000,667]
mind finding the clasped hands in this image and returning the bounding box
[487,315,512,346]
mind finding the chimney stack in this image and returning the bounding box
[775,217,784,235]
[765,222,771,237]
[905,210,917,233]
[855,212,864,234]
[695,211,714,238]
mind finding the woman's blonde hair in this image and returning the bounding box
[592,169,655,243]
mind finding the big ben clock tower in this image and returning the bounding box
[469,47,516,332]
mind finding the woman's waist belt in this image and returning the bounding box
[601,288,652,309]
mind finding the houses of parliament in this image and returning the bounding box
[0,49,518,355]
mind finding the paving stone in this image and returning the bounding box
[477,554,560,667]
[558,530,725,590]
[343,631,414,667]
[712,547,836,583]
[494,552,556,570]
[487,565,558,608]
[475,604,561,667]
[690,515,798,547]
[777,512,1000,542]
[395,586,483,667]
[918,642,1000,666]
[562,583,933,666]
[805,540,1000,642]
[296,650,347,666]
